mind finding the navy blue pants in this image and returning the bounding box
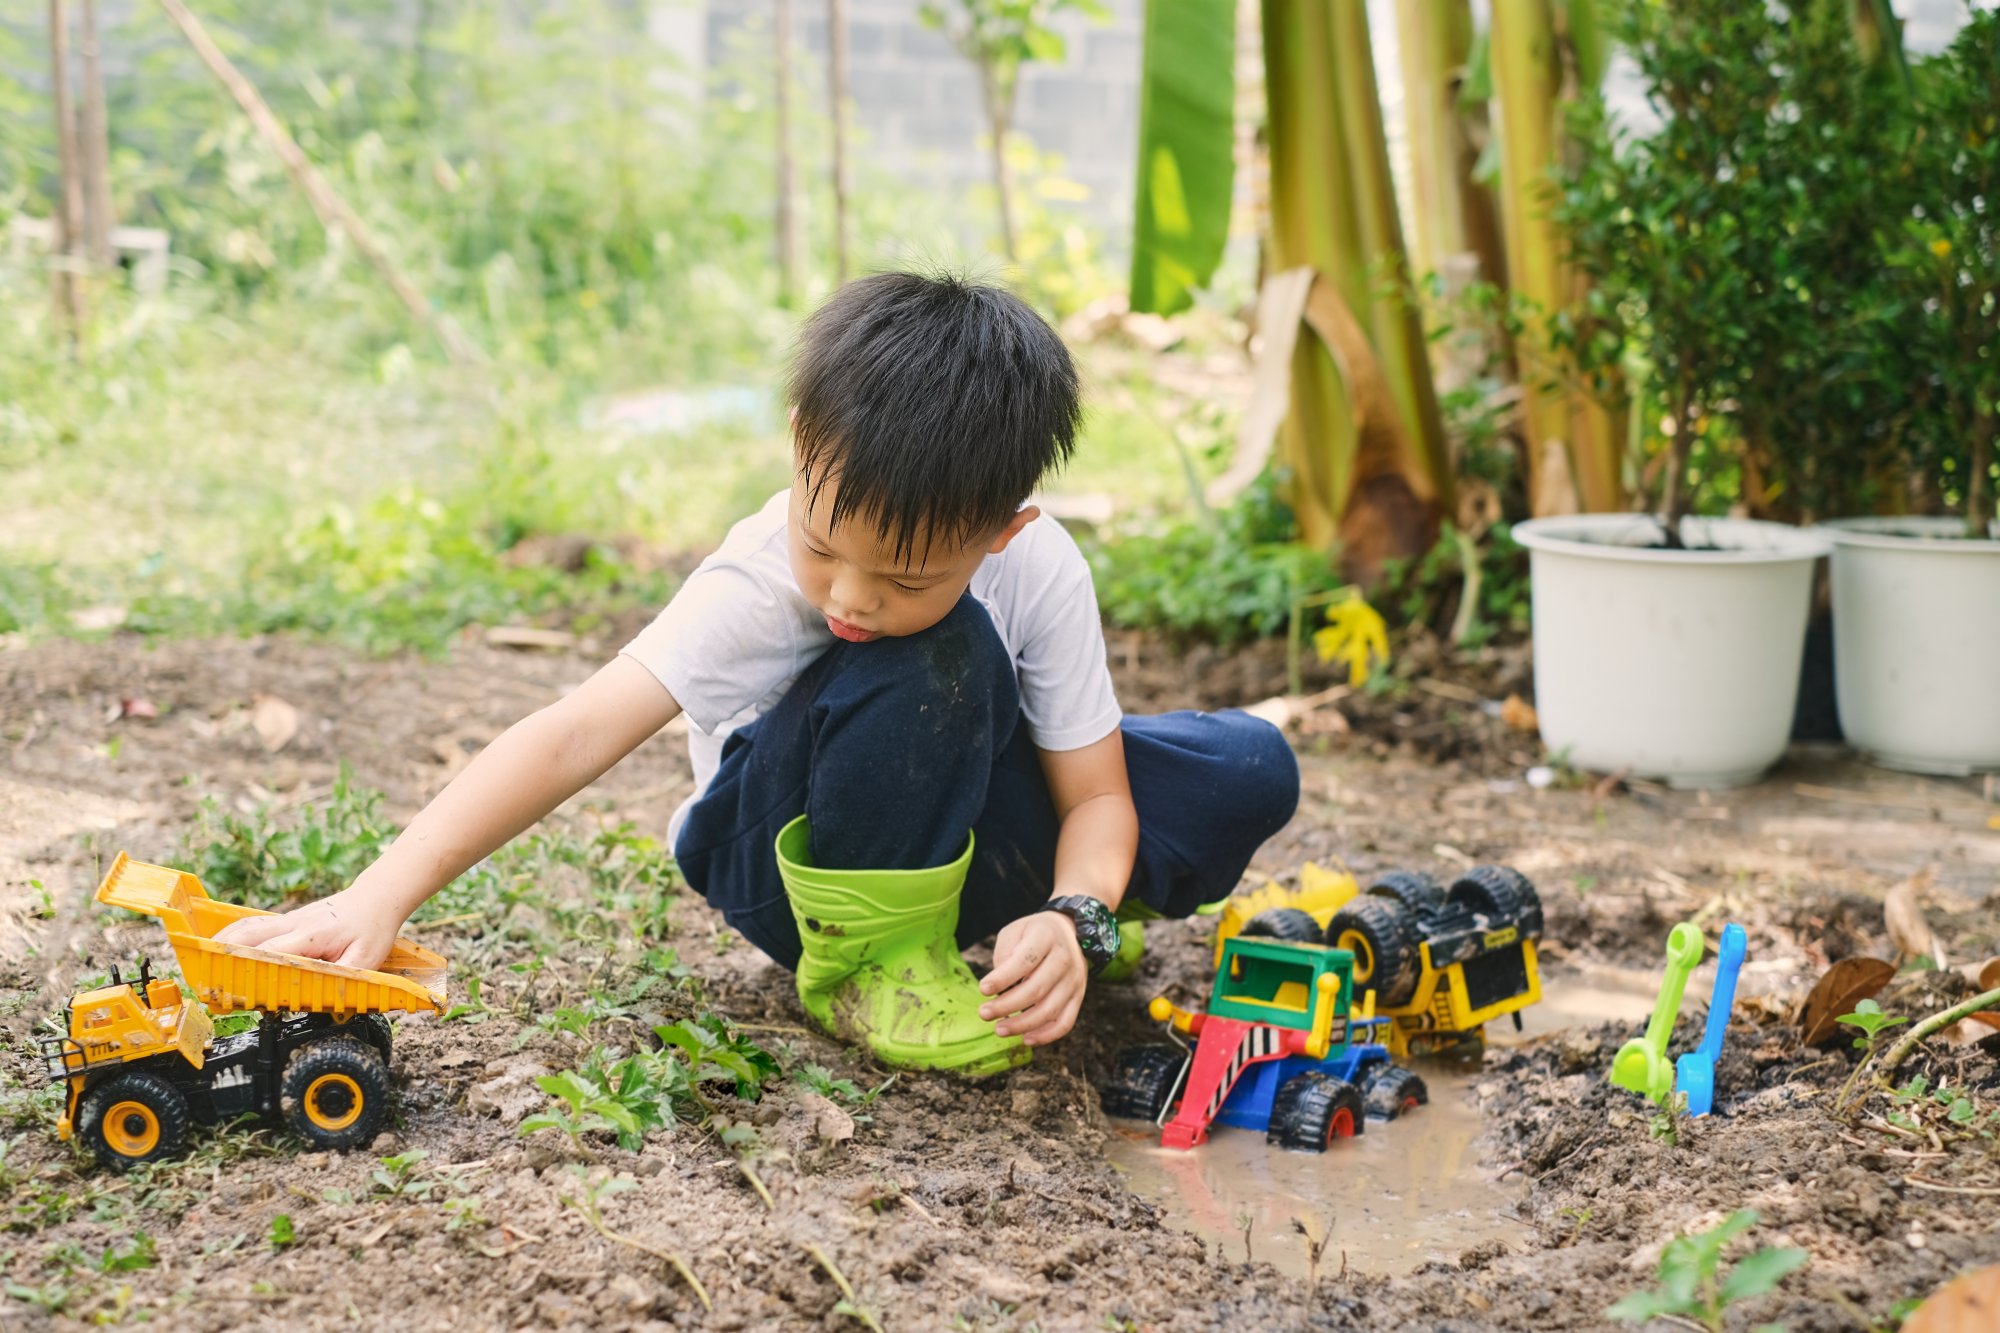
[673,596,1300,971]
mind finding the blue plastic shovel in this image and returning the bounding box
[1674,922,1747,1117]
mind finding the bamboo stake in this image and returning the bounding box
[827,0,851,284]
[78,0,113,267]
[153,0,483,364]
[48,0,88,344]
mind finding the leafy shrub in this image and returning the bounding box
[182,765,396,908]
[1086,474,1346,646]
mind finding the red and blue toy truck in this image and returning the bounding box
[1100,930,1427,1151]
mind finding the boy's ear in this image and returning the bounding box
[986,505,1040,555]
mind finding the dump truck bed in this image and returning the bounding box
[96,853,447,1017]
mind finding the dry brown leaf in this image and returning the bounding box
[1798,956,1897,1047]
[250,694,300,753]
[1500,694,1540,734]
[1903,1263,2000,1333]
[1982,957,2000,991]
[1884,871,1946,969]
[1940,1012,2000,1050]
[119,697,159,721]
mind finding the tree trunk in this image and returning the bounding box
[978,60,1018,263]
[48,0,88,343]
[1328,0,1453,515]
[1489,0,1622,515]
[774,0,801,306]
[156,0,482,364]
[79,0,113,268]
[1395,0,1506,294]
[1968,412,1996,538]
[827,0,851,284]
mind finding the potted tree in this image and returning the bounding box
[1816,10,2000,776]
[1514,0,1832,789]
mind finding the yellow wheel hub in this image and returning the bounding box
[1337,930,1375,982]
[103,1100,160,1157]
[304,1073,364,1132]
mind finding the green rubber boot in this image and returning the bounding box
[775,816,1030,1078]
[1098,901,1159,983]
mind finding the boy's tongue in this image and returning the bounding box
[826,614,878,643]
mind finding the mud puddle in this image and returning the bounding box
[1104,973,1662,1278]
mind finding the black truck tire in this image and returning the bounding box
[1447,865,1544,937]
[1362,1065,1429,1120]
[79,1068,192,1172]
[1325,896,1424,1007]
[1100,1045,1188,1122]
[1366,870,1445,916]
[1267,1072,1365,1151]
[1239,907,1324,944]
[281,1037,391,1151]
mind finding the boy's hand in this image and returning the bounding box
[212,889,402,972]
[979,910,1087,1046]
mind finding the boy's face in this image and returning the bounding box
[787,470,1036,642]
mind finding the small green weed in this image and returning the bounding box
[3,1280,71,1315]
[654,1015,780,1100]
[369,1150,442,1201]
[521,1057,675,1153]
[794,1064,893,1109]
[1836,1000,1909,1056]
[269,1214,296,1249]
[1649,1092,1689,1147]
[1607,1209,1807,1332]
[181,765,395,908]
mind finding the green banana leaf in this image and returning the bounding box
[1128,0,1235,315]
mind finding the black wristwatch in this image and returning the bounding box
[1042,895,1121,975]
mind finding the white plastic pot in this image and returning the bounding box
[1513,515,1831,789]
[1819,517,2000,776]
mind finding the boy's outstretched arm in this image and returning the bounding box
[213,656,681,969]
[978,731,1137,1047]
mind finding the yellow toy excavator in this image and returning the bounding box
[41,854,447,1171]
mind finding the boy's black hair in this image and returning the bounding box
[788,270,1081,564]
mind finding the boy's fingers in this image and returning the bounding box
[979,922,1062,996]
[992,970,1082,1036]
[1020,994,1084,1047]
[981,961,1059,1026]
[214,916,284,946]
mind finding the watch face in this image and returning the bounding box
[1052,897,1120,971]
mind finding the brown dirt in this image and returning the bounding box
[2,631,1997,1331]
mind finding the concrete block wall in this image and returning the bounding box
[693,0,1143,235]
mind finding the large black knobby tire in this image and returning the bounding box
[1361,1065,1429,1121]
[1366,870,1445,917]
[1325,896,1423,1007]
[79,1069,193,1172]
[1240,907,1324,944]
[1100,1045,1189,1122]
[281,1037,391,1151]
[1266,1072,1365,1152]
[1448,865,1545,938]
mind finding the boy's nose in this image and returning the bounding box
[831,571,879,617]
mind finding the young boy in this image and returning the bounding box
[217,271,1299,1077]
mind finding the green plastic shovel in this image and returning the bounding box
[1611,922,1705,1106]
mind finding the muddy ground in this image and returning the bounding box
[1,629,1997,1331]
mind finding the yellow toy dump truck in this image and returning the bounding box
[40,854,447,1171]
[1213,860,1543,1058]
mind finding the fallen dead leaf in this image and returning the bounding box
[1940,1012,2000,1050]
[120,697,159,721]
[1983,958,2000,991]
[1500,694,1540,733]
[1903,1262,2000,1333]
[250,694,300,753]
[800,1093,855,1144]
[1798,956,1897,1047]
[1885,871,1947,970]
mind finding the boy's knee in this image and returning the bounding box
[819,595,1017,722]
[1221,710,1301,837]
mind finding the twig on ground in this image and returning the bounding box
[565,1187,710,1310]
[804,1243,884,1332]
[1903,1176,2000,1196]
[738,1157,776,1211]
[1870,985,2000,1091]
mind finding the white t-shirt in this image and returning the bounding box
[620,490,1123,843]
